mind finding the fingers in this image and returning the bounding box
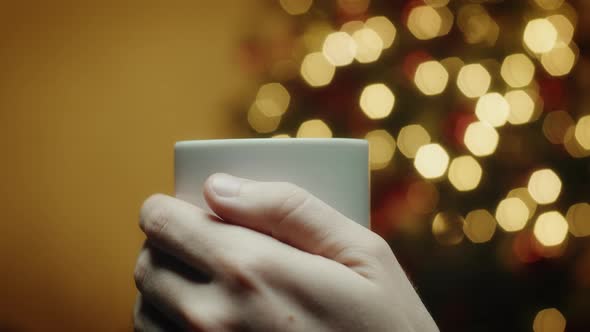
[203,173,380,262]
[134,245,235,331]
[134,295,179,332]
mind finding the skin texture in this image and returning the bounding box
[134,173,439,332]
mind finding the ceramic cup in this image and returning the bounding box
[174,138,370,227]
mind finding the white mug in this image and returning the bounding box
[174,138,370,227]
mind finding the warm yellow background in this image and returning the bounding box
[0,1,253,330]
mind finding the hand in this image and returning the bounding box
[133,173,438,331]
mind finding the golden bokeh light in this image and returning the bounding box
[397,124,431,158]
[457,4,498,45]
[457,64,491,98]
[352,28,383,63]
[340,20,365,35]
[255,82,291,117]
[364,16,397,49]
[448,155,483,192]
[542,110,574,144]
[523,18,558,53]
[566,203,590,237]
[279,0,313,15]
[463,209,496,243]
[547,14,574,44]
[533,0,565,11]
[296,119,333,138]
[414,60,449,96]
[303,21,334,51]
[507,187,538,220]
[534,211,569,247]
[564,125,590,158]
[528,169,562,205]
[414,143,450,179]
[533,308,566,332]
[424,0,449,7]
[247,103,281,134]
[475,92,510,127]
[300,52,336,87]
[407,5,442,40]
[574,115,590,150]
[435,6,454,37]
[505,90,537,125]
[432,212,464,245]
[322,31,357,66]
[496,197,530,232]
[541,43,577,77]
[463,121,499,157]
[441,56,464,76]
[337,0,370,16]
[500,53,535,88]
[272,133,290,138]
[365,129,396,170]
[360,83,395,119]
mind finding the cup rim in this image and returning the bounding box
[175,138,367,149]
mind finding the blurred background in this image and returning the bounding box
[1,0,590,331]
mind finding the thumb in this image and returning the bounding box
[203,173,378,261]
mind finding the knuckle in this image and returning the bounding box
[133,250,150,291]
[364,233,392,258]
[140,194,171,239]
[218,251,268,291]
[182,305,237,332]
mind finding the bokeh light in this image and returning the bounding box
[566,203,590,237]
[500,53,535,88]
[432,212,464,245]
[457,4,499,45]
[543,111,574,144]
[337,0,370,16]
[496,197,530,232]
[457,64,491,98]
[300,52,336,87]
[296,119,332,138]
[352,28,383,63]
[255,82,290,117]
[360,83,395,119]
[547,14,574,44]
[507,187,538,220]
[414,60,449,96]
[463,209,496,243]
[533,308,566,332]
[523,18,558,53]
[574,115,590,150]
[303,21,334,51]
[414,143,450,179]
[364,16,396,49]
[248,103,281,133]
[528,169,562,204]
[340,20,365,35]
[448,155,482,191]
[540,43,577,77]
[475,92,510,127]
[279,0,313,15]
[397,124,431,158]
[505,89,537,125]
[533,0,565,11]
[407,5,450,40]
[534,212,569,247]
[322,31,357,66]
[272,133,290,138]
[424,0,449,7]
[463,121,499,157]
[365,129,396,170]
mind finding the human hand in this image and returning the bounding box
[133,173,438,331]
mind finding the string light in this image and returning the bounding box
[397,124,431,158]
[463,121,499,157]
[495,197,530,232]
[500,53,535,88]
[507,187,538,220]
[248,103,281,133]
[300,52,336,87]
[360,83,395,119]
[463,209,496,243]
[364,16,396,49]
[533,0,565,11]
[414,60,449,96]
[296,119,332,138]
[542,111,574,144]
[352,28,383,63]
[279,0,313,15]
[533,308,566,332]
[432,212,464,245]
[414,143,450,179]
[322,32,357,66]
[255,83,291,117]
[505,90,537,125]
[547,14,574,44]
[523,18,558,53]
[574,115,590,150]
[566,203,590,237]
[528,169,562,205]
[534,211,569,247]
[365,129,396,170]
[457,64,491,98]
[475,92,510,127]
[448,155,482,191]
[541,43,577,77]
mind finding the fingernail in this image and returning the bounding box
[211,174,242,197]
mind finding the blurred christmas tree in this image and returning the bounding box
[235,0,590,330]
